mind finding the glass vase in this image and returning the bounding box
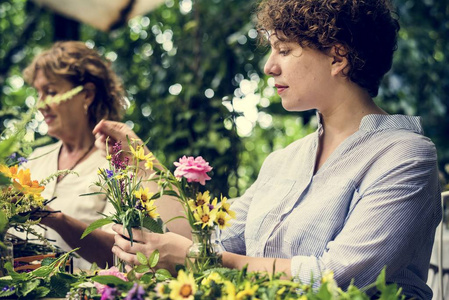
[186,229,222,273]
[113,253,126,273]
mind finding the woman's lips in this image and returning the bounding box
[275,84,288,94]
[43,115,56,124]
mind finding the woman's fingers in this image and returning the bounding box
[112,244,139,266]
[112,224,148,243]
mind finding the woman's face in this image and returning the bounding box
[263,35,335,112]
[34,69,90,140]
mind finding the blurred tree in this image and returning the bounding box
[1,0,448,199]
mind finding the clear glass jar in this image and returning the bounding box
[186,229,222,273]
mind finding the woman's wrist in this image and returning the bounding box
[40,210,63,228]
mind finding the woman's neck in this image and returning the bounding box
[318,86,387,137]
[60,133,95,153]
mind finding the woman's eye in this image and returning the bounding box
[279,49,290,56]
[46,90,57,96]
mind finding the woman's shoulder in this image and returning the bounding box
[28,141,61,159]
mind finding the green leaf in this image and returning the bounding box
[0,136,18,160]
[3,262,27,281]
[79,192,107,197]
[41,257,56,266]
[0,210,7,233]
[31,266,53,278]
[81,218,113,239]
[136,252,148,265]
[142,216,164,234]
[28,286,51,299]
[19,279,40,297]
[140,273,154,284]
[149,249,160,268]
[0,173,9,186]
[48,273,79,298]
[161,190,180,197]
[91,275,133,289]
[155,268,172,280]
[376,268,387,291]
[134,265,150,273]
[0,287,16,297]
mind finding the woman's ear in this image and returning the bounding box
[83,82,96,106]
[330,45,349,77]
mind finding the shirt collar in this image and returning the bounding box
[315,111,424,135]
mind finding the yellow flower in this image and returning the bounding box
[188,191,211,210]
[201,272,223,285]
[143,199,159,219]
[236,281,259,300]
[134,187,159,218]
[321,270,338,296]
[144,155,155,170]
[155,282,169,298]
[13,168,45,196]
[219,195,236,219]
[222,281,236,300]
[0,164,18,178]
[321,270,334,284]
[275,287,286,300]
[193,204,217,229]
[115,174,126,180]
[130,145,146,160]
[134,186,152,201]
[215,211,232,229]
[169,270,197,300]
[106,155,112,160]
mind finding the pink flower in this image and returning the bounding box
[94,266,128,294]
[173,156,212,185]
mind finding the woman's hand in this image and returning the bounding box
[93,120,143,158]
[112,224,192,275]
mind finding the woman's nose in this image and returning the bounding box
[263,52,280,76]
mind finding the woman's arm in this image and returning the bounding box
[223,252,291,277]
[41,209,114,268]
[111,224,292,276]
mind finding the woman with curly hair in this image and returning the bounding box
[102,0,440,297]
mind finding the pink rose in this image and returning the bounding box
[94,266,128,294]
[173,156,212,185]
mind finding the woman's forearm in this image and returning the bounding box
[222,251,292,277]
[41,212,114,268]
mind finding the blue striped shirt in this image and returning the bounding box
[220,113,441,299]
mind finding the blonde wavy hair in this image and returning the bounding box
[23,41,126,126]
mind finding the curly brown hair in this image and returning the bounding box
[256,0,400,97]
[23,41,126,126]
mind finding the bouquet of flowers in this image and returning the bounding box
[151,155,236,273]
[82,138,164,245]
[0,86,85,276]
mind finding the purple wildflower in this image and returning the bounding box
[8,153,17,160]
[101,286,117,300]
[111,142,127,170]
[106,169,114,178]
[208,204,215,210]
[124,283,145,300]
[2,286,15,292]
[17,157,28,165]
[135,201,144,211]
